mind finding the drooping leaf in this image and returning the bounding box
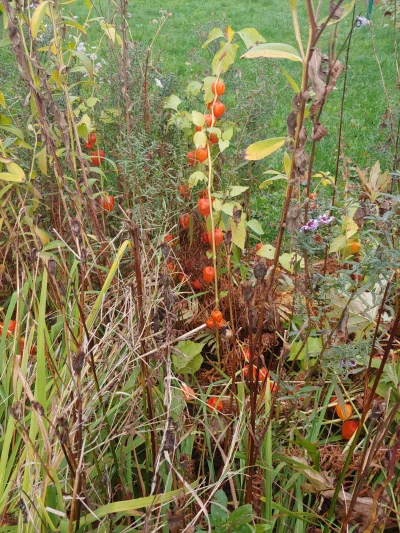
[281,67,300,92]
[237,28,266,50]
[212,42,239,75]
[72,51,93,76]
[230,218,246,250]
[0,124,25,140]
[6,162,25,181]
[244,137,285,161]
[188,171,207,188]
[247,219,264,235]
[31,1,49,39]
[242,43,303,62]
[202,27,224,49]
[259,175,287,188]
[218,139,230,152]
[0,172,25,183]
[319,1,356,25]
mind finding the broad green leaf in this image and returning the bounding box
[192,111,205,127]
[237,28,266,50]
[0,92,5,108]
[202,27,224,48]
[230,218,246,250]
[218,139,230,152]
[228,185,248,197]
[31,1,49,39]
[0,172,25,183]
[289,337,322,362]
[72,51,93,76]
[221,201,241,216]
[188,171,207,188]
[319,1,356,26]
[257,244,275,259]
[163,94,181,111]
[281,67,300,92]
[211,490,229,522]
[213,198,223,212]
[0,124,25,140]
[329,234,347,253]
[247,219,264,235]
[242,42,303,63]
[38,147,47,176]
[186,81,202,96]
[222,127,233,141]
[244,137,285,161]
[212,42,239,75]
[86,96,99,107]
[279,252,303,273]
[172,340,205,374]
[193,131,207,148]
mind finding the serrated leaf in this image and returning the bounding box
[194,131,207,148]
[212,42,239,75]
[188,171,207,188]
[247,219,264,235]
[242,42,303,62]
[192,111,205,127]
[244,137,285,161]
[163,94,181,111]
[186,81,202,96]
[72,51,93,76]
[237,27,266,50]
[257,244,275,259]
[172,340,205,375]
[228,185,248,197]
[202,27,224,49]
[31,1,49,39]
[38,147,47,176]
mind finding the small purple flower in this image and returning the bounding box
[300,214,335,232]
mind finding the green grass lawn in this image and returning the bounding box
[1,0,398,242]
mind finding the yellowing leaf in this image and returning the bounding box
[225,26,235,43]
[279,252,303,273]
[193,131,207,148]
[237,28,266,50]
[218,139,229,152]
[188,171,207,188]
[64,20,87,34]
[284,151,292,177]
[342,216,358,239]
[212,42,239,75]
[192,111,205,127]
[244,137,285,161]
[257,244,276,259]
[163,94,181,111]
[202,27,224,49]
[31,1,49,39]
[222,127,233,141]
[242,42,303,63]
[35,227,51,246]
[186,81,202,96]
[0,172,25,183]
[319,1,356,26]
[329,235,347,253]
[0,92,5,108]
[6,162,25,180]
[281,67,300,92]
[38,147,47,176]
[230,218,246,250]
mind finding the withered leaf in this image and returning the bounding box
[329,0,344,20]
[312,122,328,141]
[285,203,303,233]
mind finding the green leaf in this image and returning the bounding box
[172,340,205,375]
[237,28,266,49]
[31,1,49,39]
[86,96,99,107]
[281,67,300,92]
[221,201,241,216]
[279,252,303,273]
[188,171,207,188]
[0,36,11,47]
[192,111,205,127]
[228,504,253,526]
[218,139,230,152]
[259,175,287,188]
[202,27,224,48]
[72,51,93,76]
[228,185,248,197]
[247,219,264,235]
[230,218,246,250]
[242,42,303,63]
[0,124,25,140]
[211,490,228,523]
[289,337,322,362]
[329,234,347,253]
[256,244,275,259]
[38,147,47,176]
[0,172,25,183]
[212,42,239,75]
[193,131,207,148]
[244,137,285,161]
[163,94,181,111]
[222,127,233,141]
[186,81,202,96]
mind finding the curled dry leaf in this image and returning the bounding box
[329,0,344,20]
[285,203,303,233]
[312,122,328,141]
